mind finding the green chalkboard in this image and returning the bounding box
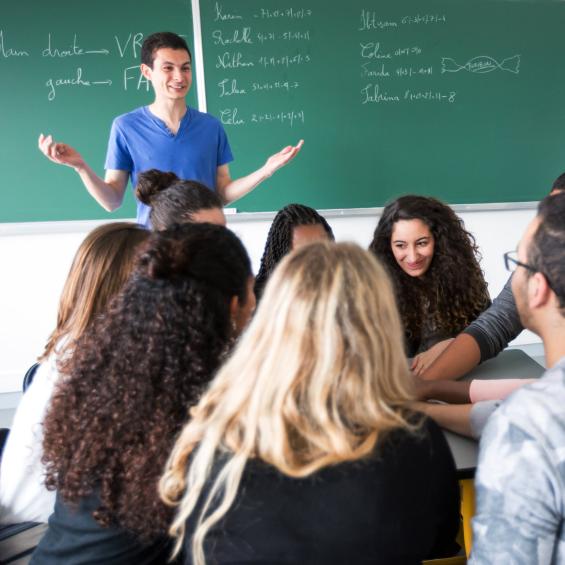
[1,0,195,223]
[200,0,565,212]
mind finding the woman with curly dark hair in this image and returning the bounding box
[31,223,255,565]
[254,203,334,300]
[369,195,490,366]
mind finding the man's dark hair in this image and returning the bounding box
[141,32,191,67]
[529,192,565,311]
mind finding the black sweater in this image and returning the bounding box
[184,417,460,565]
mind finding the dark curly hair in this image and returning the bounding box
[41,223,252,541]
[254,203,334,299]
[135,169,223,230]
[368,195,490,356]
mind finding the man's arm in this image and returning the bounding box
[421,275,522,381]
[413,402,474,437]
[38,134,128,212]
[419,333,481,381]
[216,140,303,205]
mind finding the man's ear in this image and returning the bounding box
[140,63,152,80]
[529,272,552,309]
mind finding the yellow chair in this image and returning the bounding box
[422,478,476,564]
[459,479,475,557]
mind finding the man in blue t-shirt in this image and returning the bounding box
[38,32,303,226]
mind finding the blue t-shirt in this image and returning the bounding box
[104,106,233,226]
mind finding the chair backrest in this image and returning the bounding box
[22,363,40,393]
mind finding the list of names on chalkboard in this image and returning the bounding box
[355,8,521,106]
[209,2,312,128]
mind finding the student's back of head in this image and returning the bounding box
[39,223,253,549]
[41,222,149,360]
[254,203,334,299]
[136,169,225,230]
[1,222,148,525]
[161,242,452,564]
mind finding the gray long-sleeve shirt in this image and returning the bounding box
[463,275,523,362]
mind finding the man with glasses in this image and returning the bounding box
[418,176,565,381]
[469,192,565,563]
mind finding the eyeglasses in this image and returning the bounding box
[503,250,536,274]
[503,250,555,291]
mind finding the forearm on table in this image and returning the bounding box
[414,402,474,438]
[420,333,481,381]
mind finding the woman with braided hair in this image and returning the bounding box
[369,195,490,366]
[254,203,334,300]
[31,223,255,564]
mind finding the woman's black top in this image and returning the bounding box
[184,417,460,564]
[30,491,173,564]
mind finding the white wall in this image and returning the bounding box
[0,204,539,393]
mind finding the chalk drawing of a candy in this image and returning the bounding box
[441,55,521,74]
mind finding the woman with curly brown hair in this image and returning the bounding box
[369,195,490,367]
[31,223,255,565]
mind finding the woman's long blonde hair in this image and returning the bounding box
[160,242,417,564]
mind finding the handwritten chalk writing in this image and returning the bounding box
[361,83,400,104]
[257,31,276,43]
[361,62,390,78]
[282,31,311,41]
[212,28,253,46]
[258,53,311,68]
[219,78,247,96]
[0,30,29,57]
[42,33,109,58]
[45,67,110,101]
[254,8,312,19]
[404,89,456,102]
[115,33,143,58]
[216,52,254,69]
[252,80,300,92]
[214,2,243,21]
[401,14,446,25]
[256,30,311,43]
[358,10,398,31]
[251,110,305,127]
[395,46,422,57]
[360,42,392,60]
[123,65,150,91]
[441,55,520,74]
[220,108,245,125]
[396,66,433,77]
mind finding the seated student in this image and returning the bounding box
[161,242,460,565]
[419,176,565,380]
[0,222,149,525]
[31,224,255,564]
[369,195,491,358]
[253,203,334,299]
[135,169,226,229]
[470,192,565,563]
